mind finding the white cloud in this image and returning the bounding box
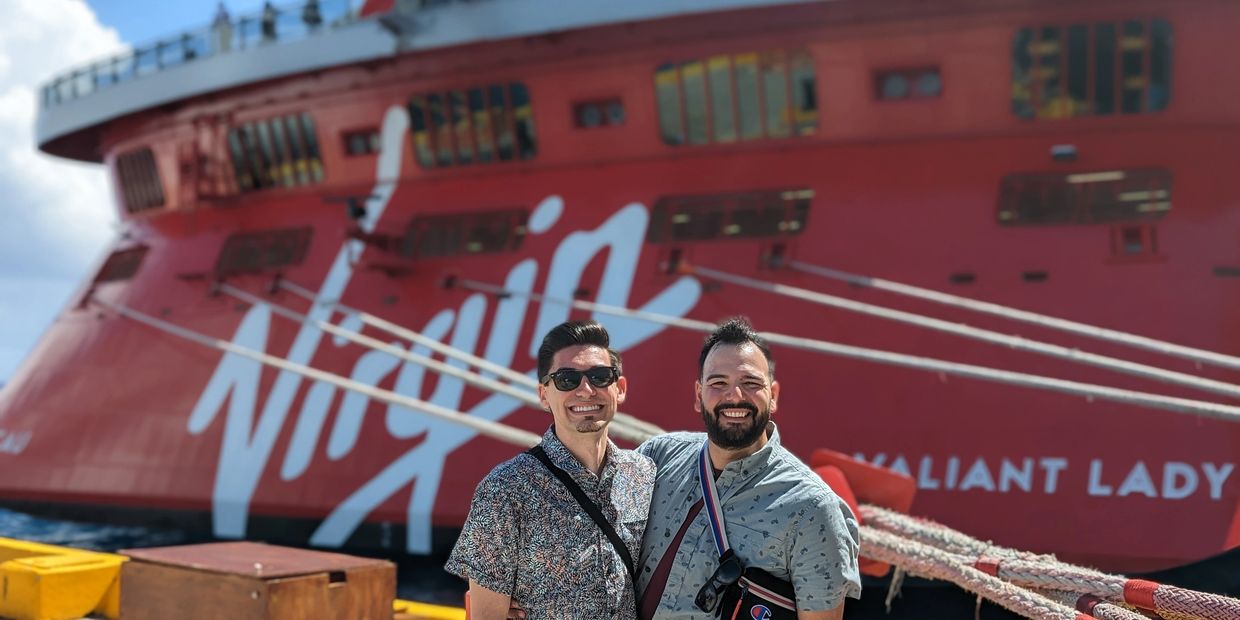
[0,0,123,381]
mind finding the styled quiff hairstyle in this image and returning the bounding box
[537,320,623,380]
[697,316,774,379]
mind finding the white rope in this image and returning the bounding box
[860,526,1083,620]
[218,283,654,445]
[688,264,1240,401]
[276,279,665,438]
[861,505,1240,620]
[789,260,1240,373]
[92,297,543,449]
[1038,590,1149,620]
[453,279,1240,423]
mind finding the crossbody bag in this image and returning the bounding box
[697,441,798,620]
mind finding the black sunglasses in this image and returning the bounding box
[540,366,620,392]
[695,549,743,613]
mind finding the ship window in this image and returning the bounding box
[93,247,148,283]
[115,148,165,213]
[876,67,942,100]
[1012,18,1172,119]
[216,227,314,275]
[646,189,813,243]
[401,208,528,258]
[656,50,816,146]
[574,99,625,129]
[996,168,1172,226]
[343,128,381,156]
[407,83,537,169]
[227,113,324,193]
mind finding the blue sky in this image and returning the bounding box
[0,0,369,386]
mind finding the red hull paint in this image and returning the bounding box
[6,0,1239,574]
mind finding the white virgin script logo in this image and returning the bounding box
[187,106,702,552]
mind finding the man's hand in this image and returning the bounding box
[507,599,527,619]
[798,603,845,620]
[467,580,514,620]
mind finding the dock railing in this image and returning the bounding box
[41,0,358,109]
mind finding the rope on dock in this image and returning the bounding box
[861,505,1240,620]
[860,526,1088,620]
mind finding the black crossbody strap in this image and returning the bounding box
[527,446,638,585]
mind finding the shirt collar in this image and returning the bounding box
[717,421,781,481]
[540,424,616,479]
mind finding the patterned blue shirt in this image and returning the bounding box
[636,423,861,618]
[446,426,656,619]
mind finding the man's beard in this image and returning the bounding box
[700,398,769,449]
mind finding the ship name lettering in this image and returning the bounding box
[855,453,1235,501]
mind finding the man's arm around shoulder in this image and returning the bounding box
[468,579,515,620]
[799,604,845,620]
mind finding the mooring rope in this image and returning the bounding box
[861,505,1240,620]
[277,279,665,439]
[451,278,1240,423]
[788,260,1240,373]
[217,283,654,444]
[93,297,543,448]
[683,264,1240,401]
[860,526,1090,620]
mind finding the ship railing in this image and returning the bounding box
[41,0,357,109]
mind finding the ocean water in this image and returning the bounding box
[0,507,467,606]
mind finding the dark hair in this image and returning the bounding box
[698,316,774,378]
[537,320,623,379]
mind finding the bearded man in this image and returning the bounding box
[635,317,861,620]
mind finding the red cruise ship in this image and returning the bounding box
[5,0,1238,587]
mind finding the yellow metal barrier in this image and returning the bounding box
[0,538,125,620]
[394,598,468,620]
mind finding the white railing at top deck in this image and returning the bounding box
[40,0,365,109]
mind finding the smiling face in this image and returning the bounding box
[695,342,779,450]
[538,344,626,436]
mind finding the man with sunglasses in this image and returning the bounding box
[445,320,656,620]
[635,318,861,620]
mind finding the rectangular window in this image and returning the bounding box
[655,50,815,146]
[407,83,537,169]
[875,67,943,101]
[647,189,813,243]
[1011,18,1171,119]
[343,128,381,156]
[655,64,686,144]
[996,169,1172,226]
[226,113,324,193]
[116,148,165,213]
[574,99,625,129]
[401,208,528,258]
[216,228,314,275]
[93,246,148,283]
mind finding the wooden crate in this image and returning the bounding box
[119,542,395,620]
